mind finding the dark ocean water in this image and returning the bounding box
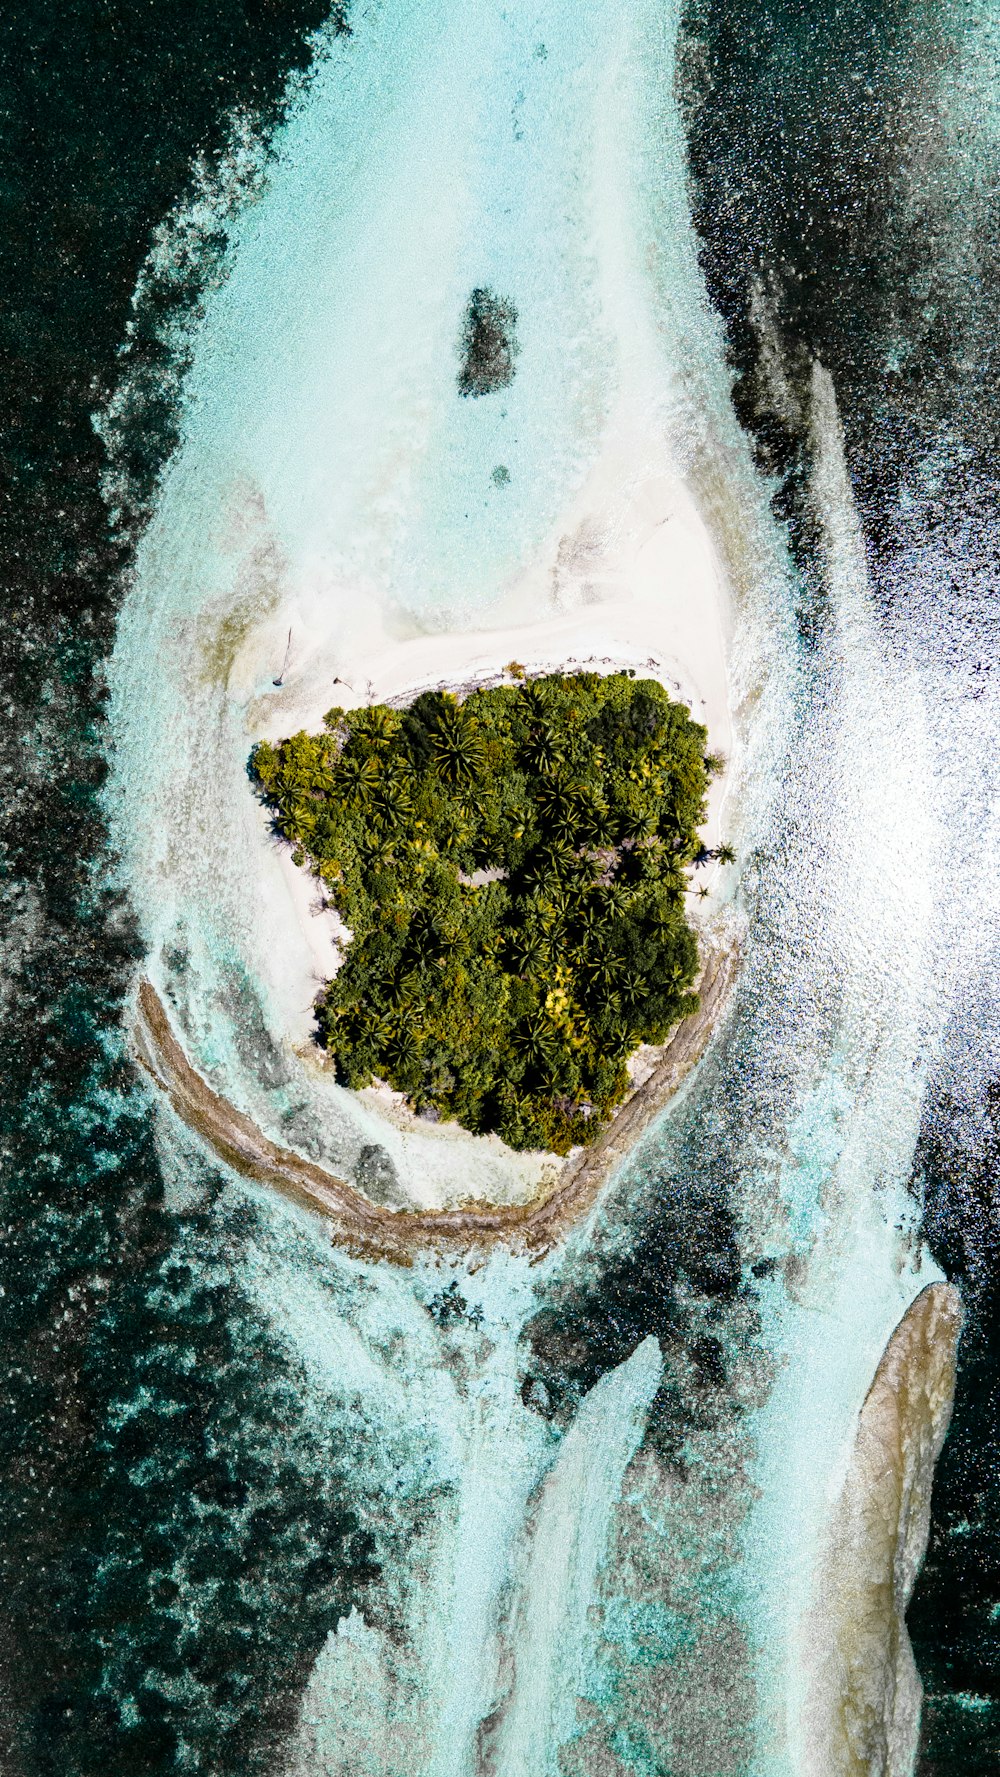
[1,2,998,1773]
[0,9,391,1775]
[679,0,1000,1767]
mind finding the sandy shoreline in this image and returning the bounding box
[123,300,739,1216]
[132,944,736,1264]
[212,434,739,1214]
[233,448,737,1097]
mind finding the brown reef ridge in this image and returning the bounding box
[802,1280,963,1776]
[131,943,736,1265]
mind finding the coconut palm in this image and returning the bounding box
[511,1012,556,1077]
[525,720,565,773]
[571,897,604,950]
[579,943,618,992]
[508,925,548,976]
[336,753,380,806]
[351,706,401,750]
[605,1019,634,1058]
[383,1019,423,1087]
[618,969,649,1011]
[534,766,566,825]
[431,702,486,784]
[539,838,578,880]
[373,775,415,830]
[288,802,318,840]
[539,886,575,930]
[363,832,396,871]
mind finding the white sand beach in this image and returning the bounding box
[236,414,735,1087]
[116,344,739,1219]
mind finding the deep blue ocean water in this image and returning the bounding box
[1,3,999,1774]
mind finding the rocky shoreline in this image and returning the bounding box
[131,943,737,1264]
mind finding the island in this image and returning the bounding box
[251,669,724,1157]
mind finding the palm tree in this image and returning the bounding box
[579,944,618,993]
[508,925,548,976]
[512,1013,556,1078]
[534,767,567,826]
[288,802,318,842]
[539,886,574,930]
[526,721,565,773]
[601,883,631,919]
[432,703,486,784]
[351,706,400,750]
[607,1019,634,1058]
[336,753,380,806]
[619,970,648,1012]
[572,898,604,948]
[622,795,659,841]
[539,838,578,881]
[373,775,415,830]
[383,1019,423,1088]
[521,680,553,722]
[596,989,623,1024]
[363,832,396,871]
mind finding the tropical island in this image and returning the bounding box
[251,669,723,1156]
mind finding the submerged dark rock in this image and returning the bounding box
[354,1142,402,1205]
[457,287,519,397]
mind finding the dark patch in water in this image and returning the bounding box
[518,1046,767,1767]
[521,1160,749,1459]
[457,287,519,397]
[220,965,292,1092]
[426,1280,483,1329]
[354,1141,401,1204]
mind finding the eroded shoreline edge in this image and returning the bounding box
[131,944,737,1265]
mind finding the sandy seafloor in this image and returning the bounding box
[101,1,962,1772]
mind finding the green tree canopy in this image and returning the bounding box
[252,672,715,1155]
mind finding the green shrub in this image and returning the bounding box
[251,672,714,1154]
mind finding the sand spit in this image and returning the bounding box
[801,1281,962,1776]
[131,944,736,1265]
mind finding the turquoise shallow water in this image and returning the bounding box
[104,0,748,1207]
[103,2,949,1771]
[119,0,630,622]
[4,0,999,1771]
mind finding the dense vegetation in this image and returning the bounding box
[253,671,717,1154]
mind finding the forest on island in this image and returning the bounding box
[252,670,720,1154]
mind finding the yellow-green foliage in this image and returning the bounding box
[251,673,713,1154]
